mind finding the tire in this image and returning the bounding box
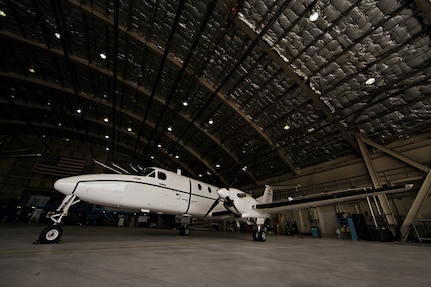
[39,225,63,244]
[179,227,190,236]
[183,228,190,236]
[258,230,267,242]
[252,230,259,241]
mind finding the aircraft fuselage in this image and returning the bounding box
[54,167,224,217]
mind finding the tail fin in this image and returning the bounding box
[258,185,273,204]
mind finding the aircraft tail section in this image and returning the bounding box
[257,185,273,204]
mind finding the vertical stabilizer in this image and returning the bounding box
[259,185,273,204]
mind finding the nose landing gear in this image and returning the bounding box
[36,194,80,244]
[39,225,63,244]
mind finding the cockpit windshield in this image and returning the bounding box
[140,167,156,177]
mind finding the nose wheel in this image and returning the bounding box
[38,225,63,244]
[36,194,80,244]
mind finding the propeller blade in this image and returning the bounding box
[204,198,221,218]
[223,196,241,215]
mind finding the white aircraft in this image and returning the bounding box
[38,166,412,243]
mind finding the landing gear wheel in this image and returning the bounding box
[258,230,267,242]
[179,227,190,236]
[252,230,259,241]
[183,228,190,236]
[39,225,63,244]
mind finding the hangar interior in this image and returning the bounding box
[0,0,431,242]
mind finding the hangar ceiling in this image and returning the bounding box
[0,0,430,187]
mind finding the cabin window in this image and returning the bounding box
[158,172,167,180]
[142,168,156,177]
[208,187,212,193]
[198,184,202,190]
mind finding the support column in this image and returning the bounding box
[400,170,431,242]
[357,136,396,227]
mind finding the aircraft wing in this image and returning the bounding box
[211,210,235,217]
[255,184,413,214]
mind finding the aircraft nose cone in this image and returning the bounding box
[54,177,77,195]
[217,188,230,199]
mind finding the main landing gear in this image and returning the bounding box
[37,194,80,244]
[179,225,190,236]
[252,218,268,242]
[252,227,267,242]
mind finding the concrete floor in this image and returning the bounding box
[0,224,430,287]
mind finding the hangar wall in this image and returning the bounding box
[0,136,108,203]
[258,132,431,237]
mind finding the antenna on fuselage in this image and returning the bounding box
[129,163,138,173]
[111,162,130,174]
[93,159,122,174]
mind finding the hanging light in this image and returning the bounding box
[309,11,319,22]
[365,77,376,85]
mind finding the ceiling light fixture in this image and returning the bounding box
[167,126,173,132]
[76,108,82,114]
[99,53,107,59]
[105,135,109,139]
[208,119,214,125]
[284,124,291,130]
[309,11,319,22]
[365,77,376,85]
[104,117,109,123]
[0,10,6,17]
[54,32,61,39]
[182,101,188,107]
[127,127,132,132]
[29,67,36,73]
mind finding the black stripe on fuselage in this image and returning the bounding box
[184,180,192,214]
[70,179,217,201]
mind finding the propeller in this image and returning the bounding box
[222,195,241,216]
[204,188,243,217]
[204,197,221,218]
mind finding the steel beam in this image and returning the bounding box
[357,136,396,227]
[361,137,430,173]
[400,170,431,241]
